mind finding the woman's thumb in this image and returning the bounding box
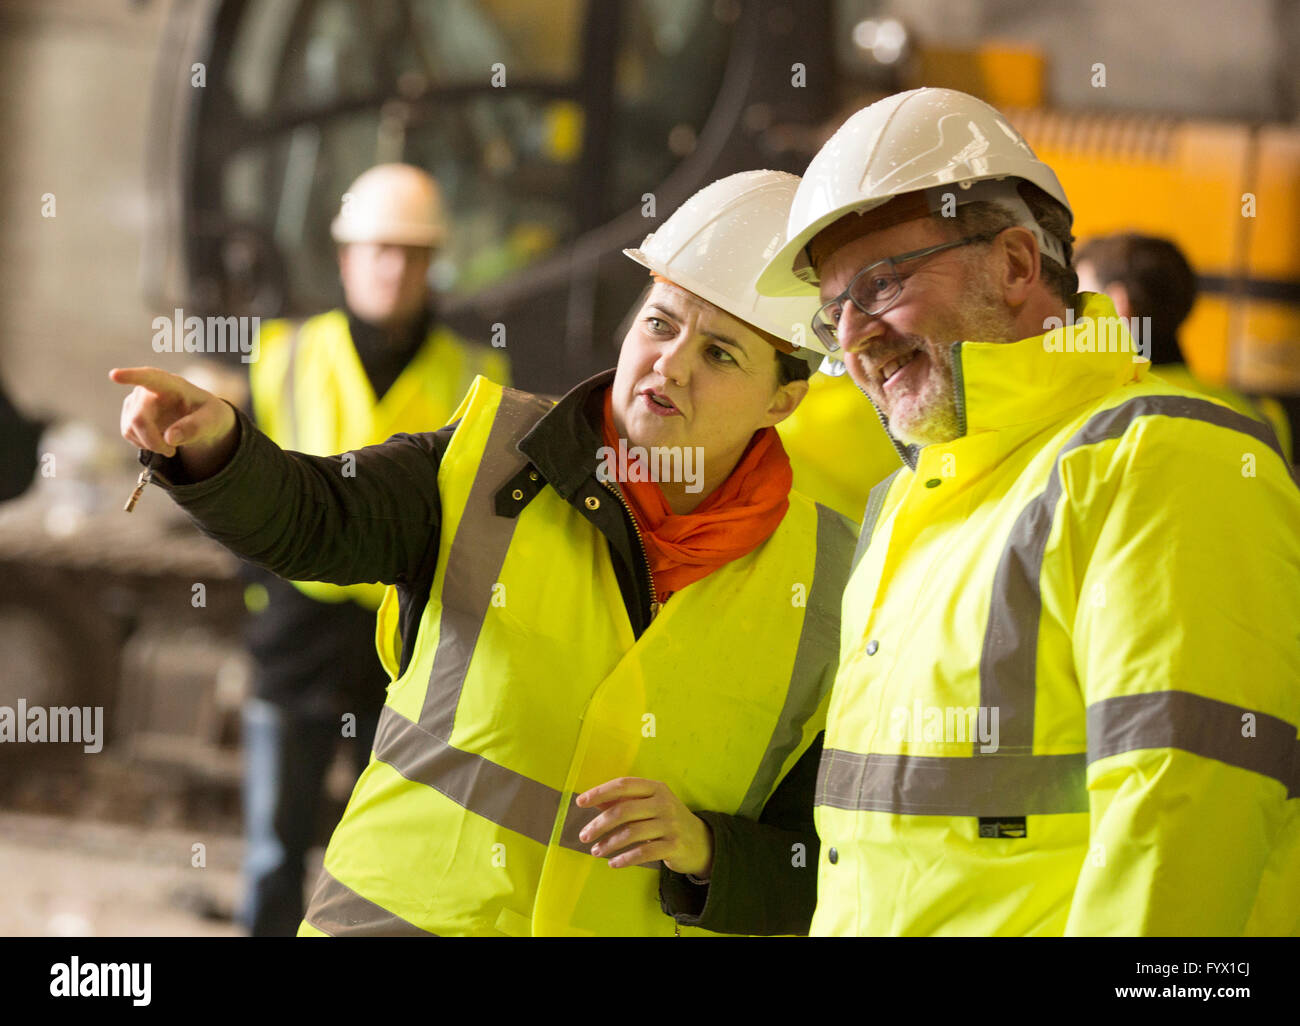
[163,408,209,447]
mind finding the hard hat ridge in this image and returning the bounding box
[756,87,1073,297]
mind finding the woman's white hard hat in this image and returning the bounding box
[624,170,831,358]
[755,87,1072,297]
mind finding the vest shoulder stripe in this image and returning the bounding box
[737,501,854,818]
[1087,691,1300,798]
[980,394,1296,753]
[419,387,553,738]
[304,866,439,936]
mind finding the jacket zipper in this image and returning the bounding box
[847,341,973,472]
[949,340,969,438]
[602,481,661,625]
[850,373,916,471]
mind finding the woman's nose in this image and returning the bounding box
[653,335,692,384]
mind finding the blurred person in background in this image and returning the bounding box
[0,376,44,502]
[111,170,855,936]
[235,163,509,935]
[1076,232,1292,462]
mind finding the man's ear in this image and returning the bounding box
[764,376,810,427]
[997,226,1040,307]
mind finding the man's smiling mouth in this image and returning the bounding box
[879,349,920,386]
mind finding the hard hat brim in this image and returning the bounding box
[330,217,443,248]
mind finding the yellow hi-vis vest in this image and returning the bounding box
[815,292,1300,937]
[298,377,856,936]
[249,310,509,610]
[777,370,904,523]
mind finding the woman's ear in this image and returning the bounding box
[763,377,809,427]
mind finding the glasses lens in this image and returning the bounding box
[811,310,840,351]
[850,265,900,316]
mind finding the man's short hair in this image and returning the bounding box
[944,182,1078,304]
[1075,233,1197,365]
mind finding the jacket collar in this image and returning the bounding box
[517,368,615,499]
[869,291,1150,469]
[956,291,1150,434]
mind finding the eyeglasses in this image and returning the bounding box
[811,233,995,351]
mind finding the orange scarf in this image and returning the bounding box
[600,387,792,605]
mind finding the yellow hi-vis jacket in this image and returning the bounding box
[777,370,903,523]
[299,377,856,935]
[249,309,509,609]
[1147,362,1292,464]
[815,292,1300,936]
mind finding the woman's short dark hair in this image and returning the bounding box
[776,348,816,384]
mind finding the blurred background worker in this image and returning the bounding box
[1076,233,1292,462]
[0,375,44,503]
[238,163,509,936]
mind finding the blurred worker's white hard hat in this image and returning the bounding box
[756,87,1073,296]
[624,169,831,356]
[330,163,446,247]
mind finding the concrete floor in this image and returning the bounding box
[0,810,322,937]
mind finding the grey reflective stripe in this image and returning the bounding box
[280,322,305,451]
[418,387,554,739]
[815,747,1088,816]
[980,395,1287,750]
[737,503,857,819]
[305,866,438,937]
[851,469,901,576]
[1088,691,1300,797]
[375,704,566,846]
[558,792,596,854]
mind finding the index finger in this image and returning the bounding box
[109,367,187,394]
[576,777,658,809]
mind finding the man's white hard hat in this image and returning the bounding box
[756,87,1072,297]
[330,163,447,247]
[624,170,831,358]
